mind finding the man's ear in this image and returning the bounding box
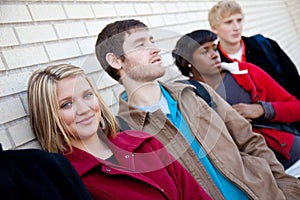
[106,53,122,69]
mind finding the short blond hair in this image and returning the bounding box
[27,64,118,153]
[208,0,243,28]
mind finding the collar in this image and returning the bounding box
[64,131,154,176]
[160,84,178,121]
[218,39,246,62]
[64,146,105,176]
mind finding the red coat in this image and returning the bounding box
[65,130,211,200]
[230,62,300,159]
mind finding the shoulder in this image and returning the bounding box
[117,130,153,140]
[245,34,279,47]
[1,148,66,164]
[160,80,202,97]
[111,130,163,150]
[239,61,271,79]
[239,61,261,71]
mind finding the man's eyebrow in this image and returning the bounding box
[132,35,154,44]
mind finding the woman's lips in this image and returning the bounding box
[77,115,94,125]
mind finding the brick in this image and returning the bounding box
[64,5,94,19]
[77,54,102,74]
[55,22,88,39]
[163,14,178,25]
[160,52,174,67]
[150,3,167,14]
[86,20,109,36]
[176,2,190,12]
[164,3,179,13]
[0,27,18,47]
[0,129,12,150]
[29,4,66,21]
[15,24,57,44]
[99,88,118,107]
[92,4,117,18]
[0,5,32,23]
[0,71,31,97]
[0,57,5,71]
[176,13,190,23]
[0,98,26,124]
[134,16,150,27]
[134,3,152,15]
[17,140,41,150]
[110,103,119,116]
[9,120,35,147]
[187,2,208,11]
[115,3,136,16]
[148,15,165,27]
[78,37,97,55]
[2,46,48,69]
[91,71,118,89]
[45,40,81,61]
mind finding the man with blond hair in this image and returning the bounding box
[208,0,300,100]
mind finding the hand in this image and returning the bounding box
[231,103,264,121]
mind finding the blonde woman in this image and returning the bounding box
[27,64,211,200]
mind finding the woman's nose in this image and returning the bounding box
[76,100,90,115]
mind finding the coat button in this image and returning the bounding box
[125,154,130,159]
[106,167,111,172]
[281,143,287,147]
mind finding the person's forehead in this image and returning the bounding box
[124,28,152,43]
[222,13,243,20]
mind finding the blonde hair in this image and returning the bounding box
[208,0,243,28]
[27,64,118,153]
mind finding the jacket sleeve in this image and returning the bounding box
[244,62,300,123]
[147,136,212,200]
[202,83,300,199]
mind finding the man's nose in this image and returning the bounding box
[150,45,160,55]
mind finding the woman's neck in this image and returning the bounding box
[72,131,113,160]
[192,69,226,90]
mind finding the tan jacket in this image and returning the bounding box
[118,81,300,200]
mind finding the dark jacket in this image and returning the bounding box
[64,130,211,200]
[0,146,92,200]
[218,35,300,100]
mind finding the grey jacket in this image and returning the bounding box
[118,81,300,199]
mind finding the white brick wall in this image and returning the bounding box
[15,24,57,44]
[29,4,66,21]
[1,0,300,150]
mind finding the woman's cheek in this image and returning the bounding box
[60,109,76,127]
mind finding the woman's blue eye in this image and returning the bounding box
[84,92,93,98]
[61,102,71,109]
